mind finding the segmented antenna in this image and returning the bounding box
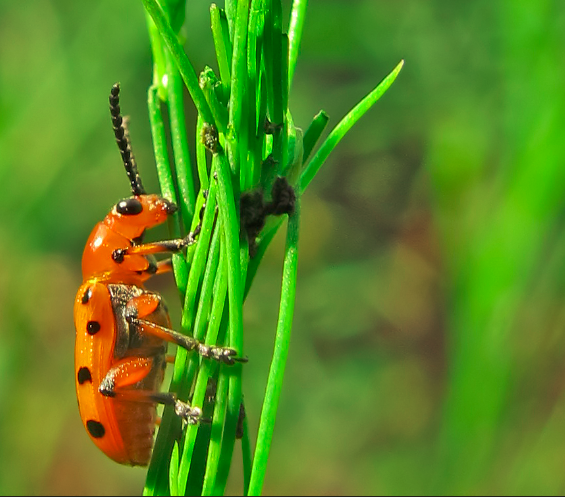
[109,83,145,195]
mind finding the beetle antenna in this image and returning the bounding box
[109,83,146,195]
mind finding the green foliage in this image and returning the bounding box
[5,1,565,495]
[139,1,400,494]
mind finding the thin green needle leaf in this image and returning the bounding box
[246,0,264,190]
[196,115,211,190]
[179,186,217,338]
[169,442,180,497]
[227,0,250,179]
[200,66,229,134]
[172,225,224,489]
[142,0,215,124]
[241,410,253,496]
[146,14,168,101]
[210,145,245,495]
[147,85,178,208]
[147,84,189,300]
[300,59,404,192]
[202,351,230,496]
[165,48,196,223]
[225,0,236,39]
[302,110,329,164]
[212,147,243,357]
[160,0,185,32]
[211,4,232,98]
[177,227,222,494]
[248,198,301,496]
[288,0,308,88]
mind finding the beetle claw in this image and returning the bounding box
[174,401,202,425]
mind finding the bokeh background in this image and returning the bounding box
[1,0,565,494]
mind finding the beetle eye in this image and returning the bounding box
[116,198,143,215]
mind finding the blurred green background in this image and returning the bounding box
[1,0,565,494]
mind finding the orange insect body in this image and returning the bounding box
[74,84,242,466]
[74,198,173,465]
[74,280,167,465]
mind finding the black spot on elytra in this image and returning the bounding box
[81,287,92,304]
[87,321,101,335]
[86,420,105,438]
[77,367,92,384]
[112,248,126,263]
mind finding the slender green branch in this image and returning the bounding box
[147,85,190,303]
[302,110,329,164]
[165,48,197,223]
[169,442,180,496]
[300,60,404,191]
[210,146,245,495]
[196,115,211,190]
[142,0,215,124]
[227,0,251,179]
[210,4,232,99]
[140,2,403,494]
[202,352,230,496]
[200,66,229,135]
[241,407,253,496]
[288,0,308,88]
[248,198,301,496]
[177,227,223,495]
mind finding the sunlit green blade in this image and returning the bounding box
[300,60,404,191]
[248,200,301,496]
[141,0,215,124]
[288,0,308,87]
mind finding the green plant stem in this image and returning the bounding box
[245,0,264,190]
[248,198,301,496]
[142,0,215,124]
[241,409,253,496]
[200,67,229,135]
[302,110,329,164]
[202,354,230,496]
[288,0,308,88]
[227,0,250,179]
[211,147,245,495]
[177,227,224,494]
[225,0,236,38]
[165,48,196,223]
[169,442,180,496]
[300,59,404,191]
[147,85,178,220]
[147,85,191,304]
[196,115,211,190]
[210,4,232,100]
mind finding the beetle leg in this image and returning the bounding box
[125,293,247,365]
[113,195,208,262]
[112,232,198,262]
[133,317,247,365]
[154,259,173,275]
[98,356,202,424]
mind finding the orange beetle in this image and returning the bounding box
[74,83,244,466]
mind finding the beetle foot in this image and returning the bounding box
[174,401,202,425]
[198,345,248,365]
